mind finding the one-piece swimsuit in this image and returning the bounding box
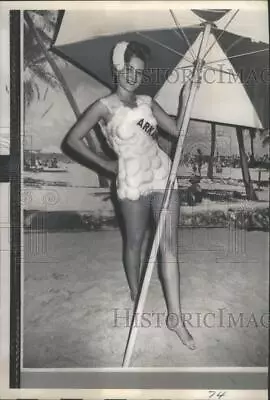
[99,93,178,201]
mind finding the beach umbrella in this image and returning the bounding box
[52,8,269,129]
[52,7,269,366]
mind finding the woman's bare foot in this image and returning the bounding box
[130,290,137,302]
[166,313,196,350]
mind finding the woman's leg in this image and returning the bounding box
[118,195,151,301]
[151,189,196,349]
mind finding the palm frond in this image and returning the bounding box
[25,24,52,47]
[262,135,270,147]
[25,48,59,70]
[43,86,49,100]
[24,26,44,63]
[28,64,60,88]
[24,79,35,106]
[258,128,270,148]
[35,27,53,45]
[41,103,54,119]
[28,10,57,35]
[30,10,57,22]
[29,55,47,65]
[33,81,41,101]
[24,47,44,70]
[30,10,56,19]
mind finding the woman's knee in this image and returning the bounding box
[159,229,178,260]
[158,219,178,255]
[159,248,178,279]
[160,246,178,263]
[125,230,145,251]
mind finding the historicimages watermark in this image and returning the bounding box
[112,308,269,329]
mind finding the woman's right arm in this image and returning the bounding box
[63,99,117,175]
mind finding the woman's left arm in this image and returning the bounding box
[152,80,191,138]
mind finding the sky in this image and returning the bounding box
[24,62,110,152]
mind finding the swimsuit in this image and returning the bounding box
[99,93,178,201]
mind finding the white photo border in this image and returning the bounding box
[0,1,268,398]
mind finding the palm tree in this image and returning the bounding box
[24,10,109,187]
[207,122,216,179]
[236,126,257,200]
[248,128,256,166]
[24,11,60,107]
[24,11,82,114]
[260,128,270,148]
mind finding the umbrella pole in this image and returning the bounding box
[122,22,212,367]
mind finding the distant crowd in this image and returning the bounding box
[24,156,59,170]
[24,149,269,174]
[181,150,270,173]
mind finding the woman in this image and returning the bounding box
[63,41,195,350]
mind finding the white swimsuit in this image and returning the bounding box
[99,93,177,201]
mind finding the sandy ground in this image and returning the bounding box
[23,228,269,368]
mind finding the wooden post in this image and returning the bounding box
[249,128,256,167]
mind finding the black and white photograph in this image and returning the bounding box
[0,0,269,395]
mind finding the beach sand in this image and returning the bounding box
[23,228,269,368]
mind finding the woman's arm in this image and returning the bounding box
[152,80,192,138]
[62,99,118,175]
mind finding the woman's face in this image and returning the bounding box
[118,55,144,92]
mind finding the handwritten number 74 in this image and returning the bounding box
[209,391,226,399]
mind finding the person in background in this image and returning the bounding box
[187,175,202,206]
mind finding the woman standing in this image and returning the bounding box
[62,41,195,350]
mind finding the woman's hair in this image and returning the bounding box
[124,41,151,65]
[110,40,151,71]
[110,40,150,85]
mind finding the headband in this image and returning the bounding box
[112,41,129,71]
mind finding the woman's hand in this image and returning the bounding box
[181,67,202,103]
[180,79,192,106]
[104,159,118,175]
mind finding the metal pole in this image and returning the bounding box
[122,22,212,367]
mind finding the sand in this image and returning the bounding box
[23,228,269,368]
